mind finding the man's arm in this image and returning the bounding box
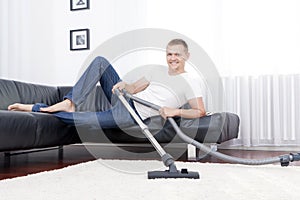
[112,77,150,94]
[159,97,206,119]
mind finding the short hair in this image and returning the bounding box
[167,39,189,53]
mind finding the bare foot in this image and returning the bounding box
[40,99,75,113]
[8,103,34,112]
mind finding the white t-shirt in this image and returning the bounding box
[133,67,205,120]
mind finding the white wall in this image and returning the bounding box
[146,0,222,74]
[2,0,300,84]
[220,0,300,76]
[52,0,148,85]
[146,0,300,76]
[0,0,147,85]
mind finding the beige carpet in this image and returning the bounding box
[1,159,300,200]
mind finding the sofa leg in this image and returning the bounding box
[4,151,11,157]
[2,146,64,167]
[196,143,218,160]
[187,144,197,161]
[3,152,11,168]
[186,143,219,161]
[58,145,64,160]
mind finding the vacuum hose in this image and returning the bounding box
[123,91,300,167]
[168,117,296,166]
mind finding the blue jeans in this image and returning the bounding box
[32,56,138,129]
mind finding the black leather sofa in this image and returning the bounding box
[0,78,240,158]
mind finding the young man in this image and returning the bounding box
[8,39,206,129]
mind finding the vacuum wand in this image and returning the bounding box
[114,89,200,179]
[114,89,166,158]
[122,90,300,167]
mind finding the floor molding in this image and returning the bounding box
[218,145,300,152]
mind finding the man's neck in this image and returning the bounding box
[168,69,186,76]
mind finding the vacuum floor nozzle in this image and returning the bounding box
[148,169,200,179]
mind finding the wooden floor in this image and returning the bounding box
[1,144,299,180]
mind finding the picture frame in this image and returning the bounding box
[70,0,90,11]
[70,29,90,51]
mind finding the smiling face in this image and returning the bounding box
[166,44,190,75]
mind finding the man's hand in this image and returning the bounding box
[112,77,150,95]
[159,107,179,119]
[112,81,127,94]
[159,97,206,119]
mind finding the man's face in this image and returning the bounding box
[166,44,189,73]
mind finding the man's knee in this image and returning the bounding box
[93,56,111,70]
[94,56,109,64]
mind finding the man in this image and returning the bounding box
[8,39,206,129]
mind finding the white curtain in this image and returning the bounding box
[0,0,33,81]
[222,75,300,146]
[0,0,9,77]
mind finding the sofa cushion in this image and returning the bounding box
[76,113,240,144]
[0,110,80,151]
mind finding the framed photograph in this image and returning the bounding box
[70,0,90,11]
[70,29,90,51]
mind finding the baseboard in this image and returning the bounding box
[218,145,300,152]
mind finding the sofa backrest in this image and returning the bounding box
[0,78,112,111]
[0,79,61,110]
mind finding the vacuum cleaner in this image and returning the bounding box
[115,89,300,179]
